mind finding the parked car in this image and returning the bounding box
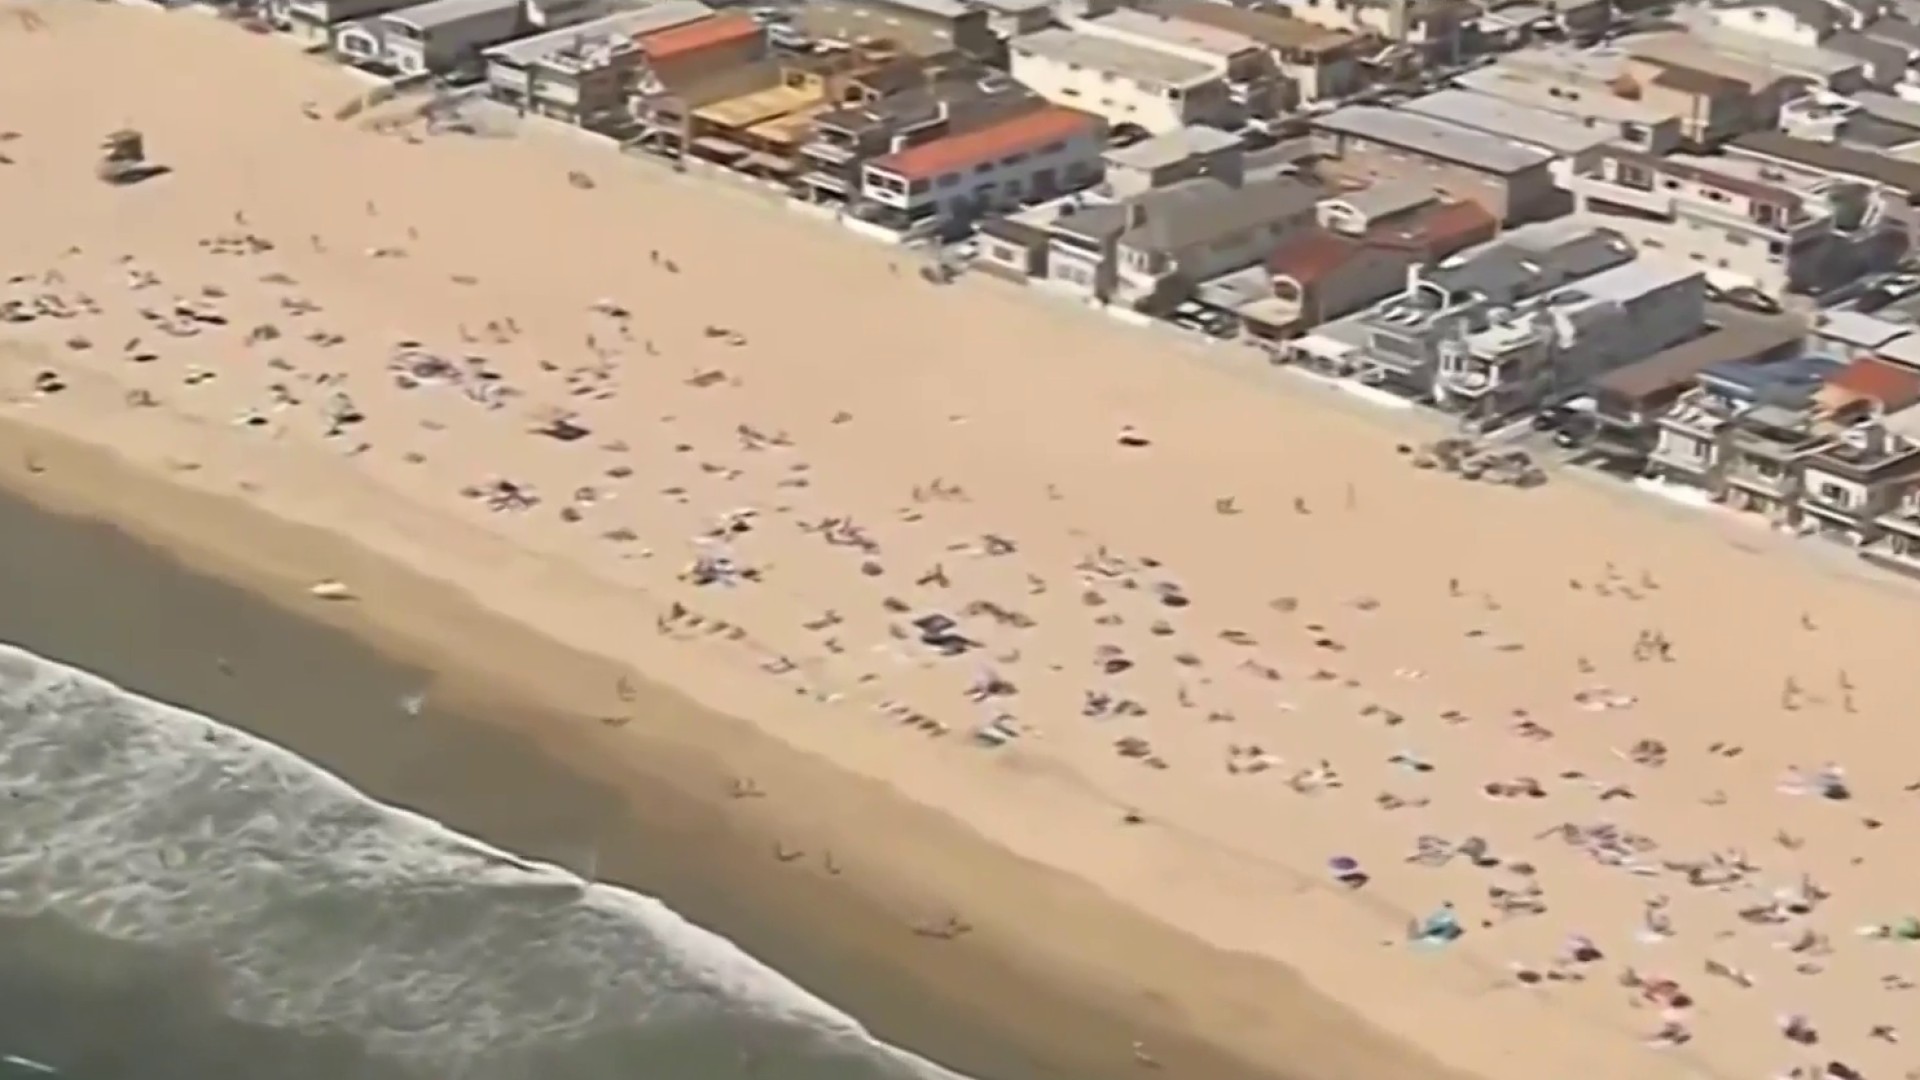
[1707,283,1782,315]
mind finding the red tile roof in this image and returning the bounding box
[1367,198,1497,258]
[869,106,1102,182]
[1828,355,1920,410]
[639,11,762,61]
[1267,228,1362,285]
[1270,200,1495,286]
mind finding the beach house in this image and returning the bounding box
[1586,319,1804,469]
[1646,353,1841,518]
[1430,260,1708,424]
[794,67,1037,206]
[1254,196,1497,338]
[1287,220,1636,396]
[856,105,1107,237]
[1795,359,1920,543]
[371,0,533,77]
[480,0,713,127]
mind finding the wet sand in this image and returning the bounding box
[0,432,1289,1080]
[14,4,1920,1080]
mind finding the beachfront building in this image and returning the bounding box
[855,105,1107,237]
[795,70,1038,205]
[1286,220,1636,396]
[1797,359,1920,543]
[480,0,712,127]
[1141,0,1366,107]
[975,169,1317,307]
[281,0,412,49]
[1586,318,1804,469]
[370,0,538,77]
[1566,145,1908,295]
[1252,196,1497,338]
[1645,353,1840,516]
[1309,106,1558,225]
[1430,260,1707,424]
[1108,174,1319,310]
[1007,27,1237,134]
[627,12,777,159]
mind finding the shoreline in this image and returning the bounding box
[15,6,1920,1079]
[0,405,1357,1080]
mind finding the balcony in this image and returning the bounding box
[1721,456,1800,500]
[802,138,859,167]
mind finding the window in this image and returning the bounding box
[1003,152,1028,167]
[974,162,994,174]
[938,174,960,189]
[1818,482,1853,507]
[1040,140,1066,155]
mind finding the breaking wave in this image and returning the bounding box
[0,643,962,1080]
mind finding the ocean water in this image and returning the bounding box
[0,643,967,1080]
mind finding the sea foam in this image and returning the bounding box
[0,643,965,1079]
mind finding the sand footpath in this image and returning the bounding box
[6,5,1920,1080]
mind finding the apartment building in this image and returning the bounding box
[1310,105,1559,224]
[1454,49,1685,155]
[1567,146,1906,295]
[1289,220,1638,395]
[481,0,711,125]
[1431,260,1707,423]
[858,105,1107,235]
[1069,8,1283,117]
[1008,27,1236,133]
[1141,0,1365,106]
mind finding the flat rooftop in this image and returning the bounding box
[1399,89,1620,157]
[483,1,712,66]
[1078,8,1260,58]
[870,104,1101,180]
[1313,105,1553,176]
[382,0,514,32]
[1103,124,1241,171]
[1010,27,1218,90]
[1550,258,1699,304]
[1453,63,1673,126]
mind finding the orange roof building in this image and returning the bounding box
[638,11,764,64]
[868,105,1103,184]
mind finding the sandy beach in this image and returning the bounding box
[8,4,1920,1079]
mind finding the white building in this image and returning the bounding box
[1710,0,1838,47]
[1069,8,1280,114]
[859,105,1107,235]
[370,0,528,76]
[481,0,711,122]
[1009,27,1235,133]
[1568,144,1908,294]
